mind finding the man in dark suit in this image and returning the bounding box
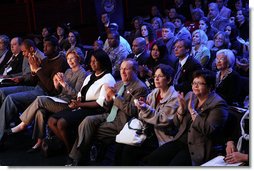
[127,37,149,66]
[173,38,202,95]
[0,35,12,74]
[0,37,24,77]
[66,58,149,166]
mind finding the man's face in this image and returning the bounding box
[174,19,182,29]
[21,44,33,58]
[161,28,172,40]
[174,41,188,59]
[101,14,109,24]
[120,60,135,83]
[43,41,55,57]
[108,33,118,48]
[132,39,143,55]
[208,6,218,19]
[10,38,21,55]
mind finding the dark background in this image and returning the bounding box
[0,0,173,45]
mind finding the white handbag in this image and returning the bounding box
[116,118,147,146]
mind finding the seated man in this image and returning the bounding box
[0,36,68,148]
[66,58,149,165]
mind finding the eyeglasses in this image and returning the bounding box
[215,58,226,62]
[153,75,166,79]
[191,82,206,86]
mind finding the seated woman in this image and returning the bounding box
[206,31,229,71]
[139,40,170,90]
[8,47,87,152]
[142,70,228,166]
[47,49,116,153]
[115,64,179,166]
[191,29,210,67]
[215,49,241,106]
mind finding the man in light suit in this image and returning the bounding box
[66,58,149,165]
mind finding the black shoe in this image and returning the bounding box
[27,147,40,153]
[65,157,79,166]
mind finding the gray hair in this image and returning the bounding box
[0,34,10,48]
[216,49,235,68]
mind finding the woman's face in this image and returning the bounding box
[141,25,148,37]
[225,26,232,36]
[216,53,228,70]
[154,68,170,89]
[151,45,160,60]
[42,28,49,38]
[214,34,224,48]
[199,20,208,31]
[67,53,79,69]
[192,32,201,45]
[90,56,101,72]
[192,76,209,97]
[152,20,160,30]
[134,20,140,30]
[68,32,76,45]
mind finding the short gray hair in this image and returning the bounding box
[216,49,235,68]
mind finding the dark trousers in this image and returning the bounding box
[142,140,192,166]
[115,134,158,166]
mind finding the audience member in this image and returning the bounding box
[115,64,178,165]
[215,49,241,106]
[207,2,229,32]
[191,29,210,67]
[6,47,87,153]
[66,58,149,166]
[140,22,156,52]
[174,15,191,40]
[0,37,23,78]
[103,30,130,80]
[216,0,231,19]
[48,49,115,153]
[157,22,177,66]
[0,35,12,74]
[0,36,68,147]
[143,70,228,166]
[172,39,202,95]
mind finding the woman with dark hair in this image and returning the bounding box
[140,22,156,52]
[47,49,116,153]
[224,23,242,56]
[139,40,170,89]
[67,30,86,62]
[143,69,228,166]
[199,17,217,49]
[115,64,179,165]
[56,23,70,51]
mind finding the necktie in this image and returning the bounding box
[106,84,126,122]
[173,63,182,85]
